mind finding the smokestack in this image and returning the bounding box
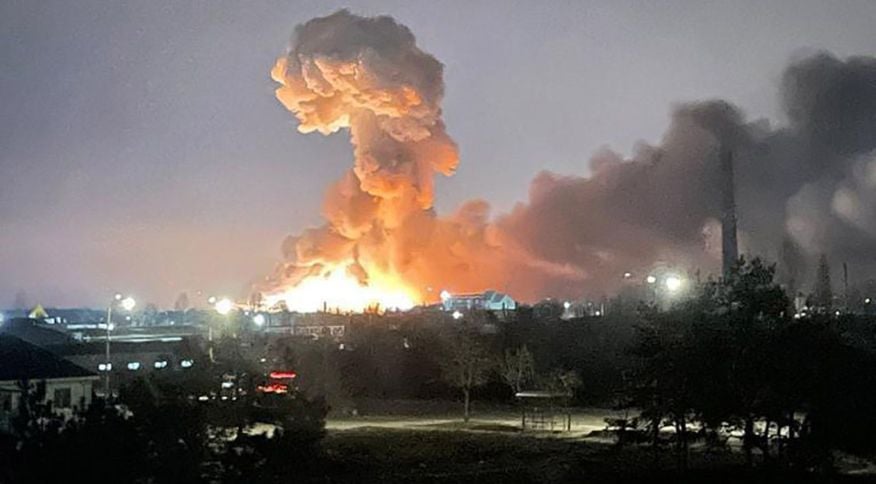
[843,261,849,311]
[720,147,738,278]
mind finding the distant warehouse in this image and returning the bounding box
[441,290,516,312]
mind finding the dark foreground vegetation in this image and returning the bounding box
[320,428,876,483]
[3,257,876,482]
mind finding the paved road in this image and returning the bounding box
[246,406,623,440]
[325,408,622,437]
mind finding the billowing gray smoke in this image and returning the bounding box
[497,52,876,297]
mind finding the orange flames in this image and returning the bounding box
[263,261,418,313]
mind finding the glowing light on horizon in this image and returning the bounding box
[215,298,234,315]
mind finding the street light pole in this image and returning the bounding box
[104,294,135,400]
[104,303,113,398]
[208,325,215,363]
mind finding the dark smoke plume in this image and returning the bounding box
[497,52,876,297]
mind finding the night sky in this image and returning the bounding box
[2,0,875,308]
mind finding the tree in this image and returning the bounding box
[628,257,793,470]
[142,303,159,326]
[222,391,328,482]
[542,369,582,396]
[117,377,209,483]
[501,345,536,394]
[12,290,29,310]
[173,292,190,311]
[441,326,494,422]
[295,339,351,410]
[812,254,832,312]
[628,307,699,469]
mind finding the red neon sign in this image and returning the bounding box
[269,371,297,379]
[257,383,289,394]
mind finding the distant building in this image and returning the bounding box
[0,318,73,346]
[292,313,348,339]
[441,290,516,312]
[0,335,99,428]
[52,339,203,391]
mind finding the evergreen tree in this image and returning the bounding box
[812,254,833,311]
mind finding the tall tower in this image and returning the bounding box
[720,148,738,278]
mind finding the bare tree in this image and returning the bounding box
[501,345,536,394]
[541,369,582,397]
[441,327,494,423]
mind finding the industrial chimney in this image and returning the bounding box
[720,148,738,278]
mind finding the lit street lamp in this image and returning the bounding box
[665,275,683,293]
[105,293,135,399]
[208,296,236,362]
[215,298,234,316]
[120,296,136,312]
[252,313,266,326]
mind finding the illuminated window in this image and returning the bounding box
[154,360,168,369]
[127,362,140,371]
[180,359,193,368]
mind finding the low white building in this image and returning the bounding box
[441,290,517,312]
[0,335,99,427]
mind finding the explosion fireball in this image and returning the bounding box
[264,10,459,312]
[263,10,594,313]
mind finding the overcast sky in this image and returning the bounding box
[2,0,875,308]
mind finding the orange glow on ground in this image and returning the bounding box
[264,262,418,313]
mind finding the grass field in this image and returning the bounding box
[244,400,876,482]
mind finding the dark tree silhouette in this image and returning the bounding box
[174,292,190,311]
[441,325,495,422]
[812,254,833,312]
[501,345,536,393]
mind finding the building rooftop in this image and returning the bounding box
[0,335,96,381]
[0,318,73,347]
